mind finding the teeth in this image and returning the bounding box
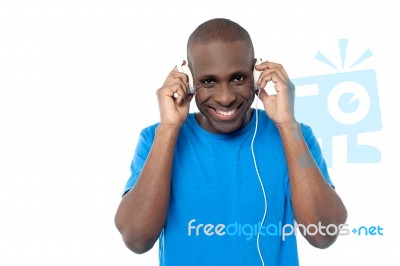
[216,109,236,116]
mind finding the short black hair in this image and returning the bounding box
[187,18,254,65]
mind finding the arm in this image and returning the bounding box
[256,62,347,248]
[114,66,192,254]
[277,121,347,248]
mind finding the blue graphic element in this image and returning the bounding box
[315,51,338,70]
[292,39,382,167]
[349,49,373,69]
[339,93,359,113]
[352,225,383,236]
[339,39,348,69]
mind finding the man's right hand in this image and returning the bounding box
[156,66,193,127]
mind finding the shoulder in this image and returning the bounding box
[138,122,159,143]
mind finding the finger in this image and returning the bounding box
[257,68,286,86]
[174,84,188,105]
[255,61,289,81]
[173,72,190,89]
[264,62,289,80]
[258,72,284,92]
[160,81,186,99]
[163,80,189,105]
[163,67,189,87]
[181,93,194,106]
[254,61,269,72]
[164,73,189,92]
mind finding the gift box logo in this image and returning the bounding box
[292,39,382,167]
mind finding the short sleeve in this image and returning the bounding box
[300,123,334,188]
[122,124,158,196]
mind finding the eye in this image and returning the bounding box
[201,79,216,87]
[232,75,246,82]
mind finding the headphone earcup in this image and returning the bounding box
[177,62,195,94]
[253,58,263,91]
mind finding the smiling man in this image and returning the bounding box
[190,40,255,133]
[114,18,347,266]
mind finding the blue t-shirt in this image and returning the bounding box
[124,109,333,266]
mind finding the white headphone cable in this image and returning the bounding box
[251,90,268,266]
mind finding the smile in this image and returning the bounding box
[211,107,239,121]
[216,109,236,116]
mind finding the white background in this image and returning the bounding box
[1,0,399,265]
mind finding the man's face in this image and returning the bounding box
[189,40,255,134]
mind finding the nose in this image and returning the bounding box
[214,83,236,106]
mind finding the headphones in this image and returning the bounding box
[177,58,264,94]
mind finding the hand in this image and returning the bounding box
[255,61,296,126]
[156,65,193,127]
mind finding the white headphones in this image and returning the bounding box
[177,58,264,94]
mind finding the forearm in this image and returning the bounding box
[115,124,180,253]
[277,122,347,247]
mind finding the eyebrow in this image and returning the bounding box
[198,74,217,80]
[197,70,249,80]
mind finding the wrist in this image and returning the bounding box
[157,123,182,137]
[276,120,302,140]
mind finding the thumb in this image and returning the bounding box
[257,88,269,102]
[184,93,194,103]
